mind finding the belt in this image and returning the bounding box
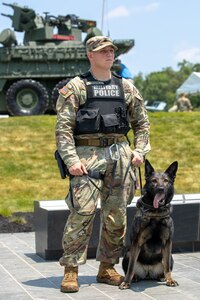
[75,136,125,147]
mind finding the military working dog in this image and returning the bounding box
[119,159,179,289]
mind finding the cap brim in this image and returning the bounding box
[92,42,118,52]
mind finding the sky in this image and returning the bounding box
[0,0,200,76]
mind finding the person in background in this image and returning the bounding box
[55,35,150,293]
[177,93,193,111]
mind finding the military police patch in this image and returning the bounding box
[91,84,121,98]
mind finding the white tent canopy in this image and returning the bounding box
[176,72,200,95]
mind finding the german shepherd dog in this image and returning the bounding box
[119,159,179,290]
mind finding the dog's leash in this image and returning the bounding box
[122,160,143,196]
[138,166,143,196]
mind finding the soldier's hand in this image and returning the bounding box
[131,151,144,167]
[68,162,88,176]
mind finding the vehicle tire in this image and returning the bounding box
[6,79,49,116]
[51,79,71,111]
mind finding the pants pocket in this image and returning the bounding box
[66,176,100,215]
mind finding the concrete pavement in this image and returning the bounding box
[0,232,200,300]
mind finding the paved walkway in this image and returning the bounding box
[0,232,200,299]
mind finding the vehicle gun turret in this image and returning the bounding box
[0,2,134,116]
[1,2,102,45]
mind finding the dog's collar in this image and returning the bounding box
[137,197,171,218]
[137,197,155,210]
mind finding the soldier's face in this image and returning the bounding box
[88,46,115,69]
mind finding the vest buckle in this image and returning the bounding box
[100,137,110,147]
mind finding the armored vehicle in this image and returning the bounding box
[0,2,134,116]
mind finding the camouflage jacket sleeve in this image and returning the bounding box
[55,77,85,168]
[123,79,151,156]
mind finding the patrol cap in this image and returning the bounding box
[86,36,118,52]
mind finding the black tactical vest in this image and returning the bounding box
[75,72,130,135]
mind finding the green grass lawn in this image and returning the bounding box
[0,112,199,216]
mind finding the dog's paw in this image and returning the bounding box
[166,279,179,287]
[119,281,131,290]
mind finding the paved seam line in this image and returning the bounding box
[1,264,35,299]
[175,261,200,273]
[1,243,74,300]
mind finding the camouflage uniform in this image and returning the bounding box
[56,76,150,267]
[177,94,193,111]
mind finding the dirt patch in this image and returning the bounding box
[0,212,34,233]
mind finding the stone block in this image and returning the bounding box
[34,194,200,260]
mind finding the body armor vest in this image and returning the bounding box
[75,72,130,135]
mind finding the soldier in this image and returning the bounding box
[177,93,193,111]
[55,36,151,293]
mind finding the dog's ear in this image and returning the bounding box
[145,159,155,179]
[165,161,178,181]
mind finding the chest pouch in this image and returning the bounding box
[101,113,119,133]
[76,108,100,134]
[75,73,130,135]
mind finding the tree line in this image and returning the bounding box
[133,60,200,110]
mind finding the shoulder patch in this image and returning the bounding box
[59,85,68,95]
[59,85,73,99]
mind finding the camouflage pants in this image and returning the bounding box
[59,141,136,267]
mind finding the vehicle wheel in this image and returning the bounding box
[6,79,49,116]
[51,79,71,111]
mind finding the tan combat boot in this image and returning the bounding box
[60,265,79,293]
[96,262,124,286]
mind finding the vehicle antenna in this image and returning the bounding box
[101,0,105,33]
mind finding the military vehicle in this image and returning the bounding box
[0,2,134,116]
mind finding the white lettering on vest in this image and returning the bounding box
[92,84,120,98]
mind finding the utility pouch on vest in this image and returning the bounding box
[101,113,119,133]
[115,107,130,134]
[76,108,100,134]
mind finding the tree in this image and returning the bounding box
[133,60,200,110]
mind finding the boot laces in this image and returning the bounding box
[107,267,120,277]
[65,268,77,280]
